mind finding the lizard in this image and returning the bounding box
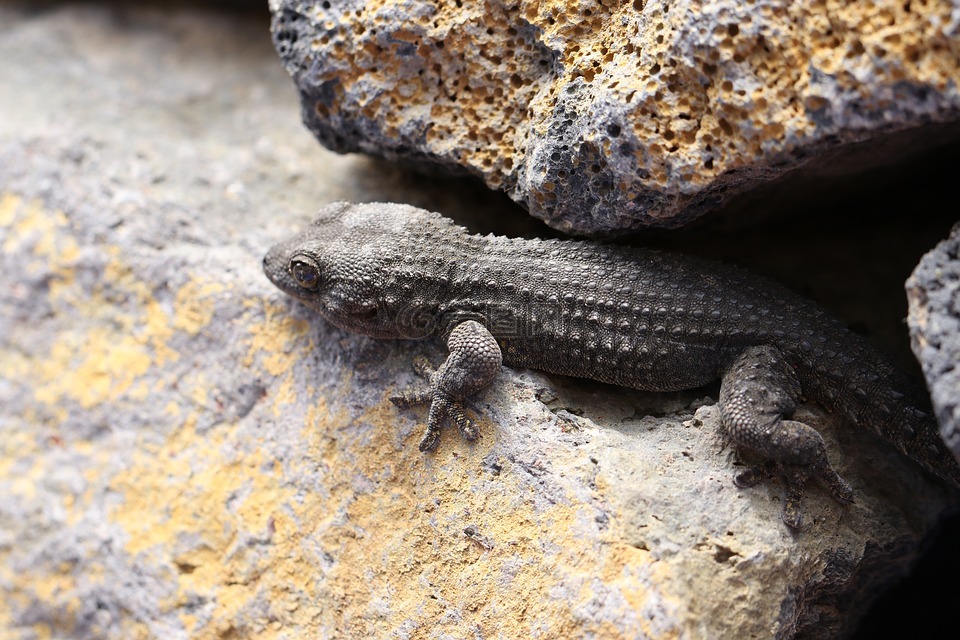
[262,201,960,528]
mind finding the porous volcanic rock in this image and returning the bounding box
[908,223,960,462]
[271,0,960,233]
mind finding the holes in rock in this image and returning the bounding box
[176,561,198,574]
[713,545,739,563]
[607,124,622,137]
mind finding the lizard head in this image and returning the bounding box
[262,201,439,339]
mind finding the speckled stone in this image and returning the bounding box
[271,0,960,233]
[908,223,960,462]
[2,5,958,640]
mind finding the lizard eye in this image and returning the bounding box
[289,255,321,290]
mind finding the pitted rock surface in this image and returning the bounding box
[2,4,958,639]
[270,0,960,234]
[908,223,960,462]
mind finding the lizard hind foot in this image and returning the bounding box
[780,457,854,529]
[734,456,854,529]
[720,346,854,529]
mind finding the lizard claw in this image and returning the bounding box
[418,426,442,452]
[448,402,479,441]
[812,458,855,505]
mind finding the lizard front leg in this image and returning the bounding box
[391,320,502,451]
[720,345,854,528]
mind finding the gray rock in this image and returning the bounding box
[908,223,960,462]
[0,3,956,640]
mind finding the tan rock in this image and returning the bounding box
[272,0,960,233]
[1,4,956,640]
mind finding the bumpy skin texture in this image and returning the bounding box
[263,202,960,527]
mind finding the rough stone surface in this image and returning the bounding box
[908,223,960,462]
[271,0,960,234]
[0,4,957,640]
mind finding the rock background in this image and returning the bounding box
[908,224,960,461]
[271,0,960,234]
[1,2,958,640]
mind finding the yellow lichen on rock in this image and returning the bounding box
[0,193,290,638]
[173,279,225,335]
[0,198,228,413]
[276,0,960,231]
[109,416,299,639]
[243,299,313,377]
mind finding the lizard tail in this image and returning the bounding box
[795,329,960,489]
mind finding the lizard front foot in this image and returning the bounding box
[390,320,501,452]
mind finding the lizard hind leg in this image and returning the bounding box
[720,345,853,529]
[390,320,502,452]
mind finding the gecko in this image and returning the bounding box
[263,201,960,527]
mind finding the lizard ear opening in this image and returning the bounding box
[289,254,322,290]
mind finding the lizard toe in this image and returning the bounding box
[411,355,436,379]
[390,386,431,408]
[450,403,479,441]
[418,427,441,452]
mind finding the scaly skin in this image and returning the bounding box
[263,201,960,528]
